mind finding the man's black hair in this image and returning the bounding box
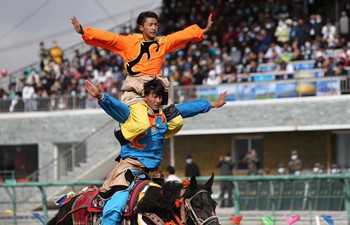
[144,78,165,97]
[166,165,176,175]
[137,11,158,26]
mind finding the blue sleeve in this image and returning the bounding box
[176,99,211,118]
[98,93,130,123]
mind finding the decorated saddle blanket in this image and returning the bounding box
[55,187,105,225]
[60,181,160,224]
[70,188,105,224]
[124,180,152,217]
[69,188,106,213]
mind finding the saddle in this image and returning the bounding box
[124,179,152,217]
[56,187,105,225]
[58,177,159,225]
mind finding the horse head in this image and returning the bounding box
[181,174,219,225]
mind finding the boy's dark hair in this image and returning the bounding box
[166,165,176,175]
[137,11,158,26]
[143,78,165,97]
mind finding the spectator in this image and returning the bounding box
[339,11,349,38]
[181,70,194,86]
[330,164,342,174]
[165,165,181,183]
[334,62,348,76]
[49,40,64,65]
[338,46,350,66]
[216,153,234,207]
[38,41,49,71]
[288,150,302,175]
[313,14,324,39]
[242,149,259,175]
[185,154,200,177]
[322,20,336,48]
[265,42,282,61]
[277,163,286,175]
[314,51,325,69]
[205,70,221,86]
[192,64,206,85]
[274,18,292,45]
[230,46,242,65]
[325,52,337,76]
[345,163,350,174]
[295,18,310,47]
[312,163,324,175]
[9,87,19,112]
[256,28,272,54]
[22,82,36,112]
[221,63,236,83]
[0,85,8,100]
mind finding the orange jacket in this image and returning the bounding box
[82,25,203,76]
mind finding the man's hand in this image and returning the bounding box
[71,16,84,35]
[202,14,213,33]
[211,91,227,108]
[84,80,103,100]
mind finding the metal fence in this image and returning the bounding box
[1,175,350,225]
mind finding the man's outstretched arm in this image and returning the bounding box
[84,80,130,123]
[71,16,84,34]
[176,91,227,118]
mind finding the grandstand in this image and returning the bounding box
[1,0,350,224]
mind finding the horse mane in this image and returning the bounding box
[136,181,183,213]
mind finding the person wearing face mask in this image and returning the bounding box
[330,164,341,174]
[185,155,201,177]
[314,14,323,38]
[216,153,235,207]
[243,149,260,175]
[312,163,324,175]
[288,150,302,175]
[277,163,286,175]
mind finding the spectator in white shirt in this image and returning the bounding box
[165,165,181,183]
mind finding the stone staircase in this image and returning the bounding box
[4,118,122,212]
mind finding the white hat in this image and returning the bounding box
[208,70,216,77]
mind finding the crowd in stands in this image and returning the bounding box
[2,0,350,111]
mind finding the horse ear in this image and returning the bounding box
[189,175,197,189]
[204,173,214,191]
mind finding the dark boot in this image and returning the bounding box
[114,129,128,146]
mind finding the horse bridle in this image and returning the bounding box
[180,189,219,225]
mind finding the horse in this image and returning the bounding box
[46,174,219,225]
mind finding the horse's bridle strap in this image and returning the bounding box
[184,189,219,225]
[143,212,165,225]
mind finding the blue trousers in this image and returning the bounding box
[101,169,140,225]
[101,187,130,225]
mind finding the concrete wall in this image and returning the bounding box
[0,110,117,176]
